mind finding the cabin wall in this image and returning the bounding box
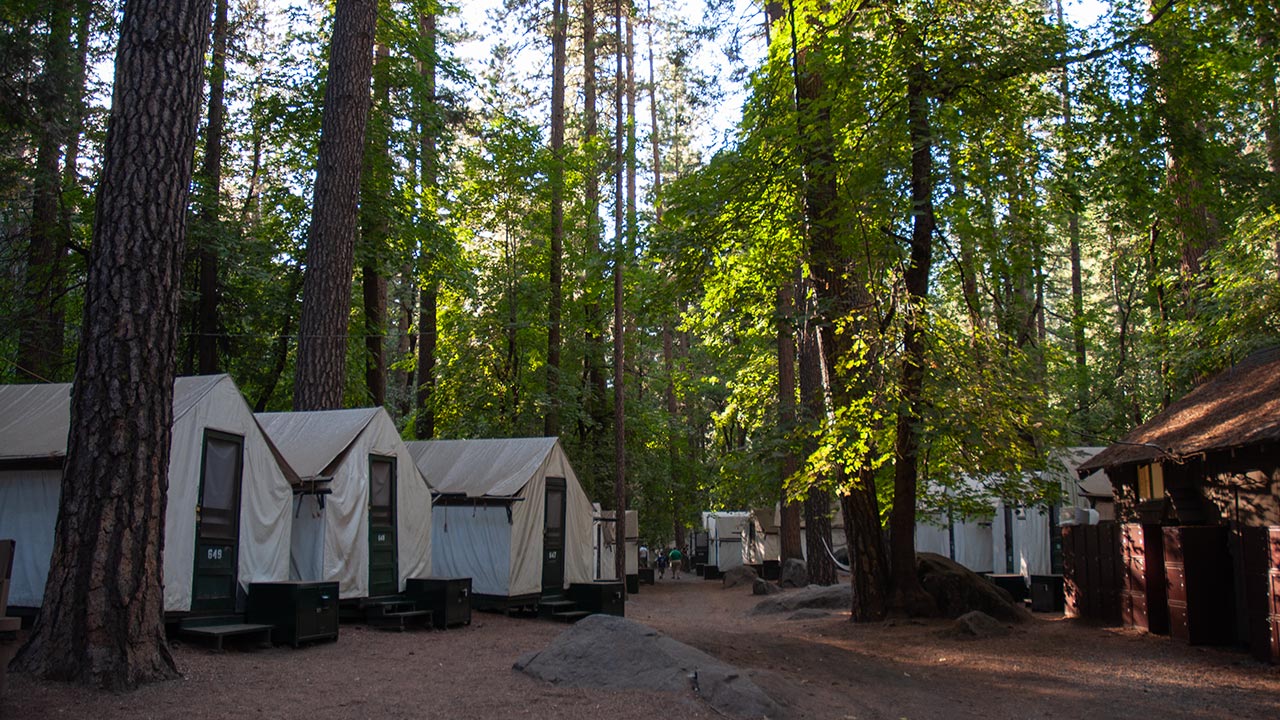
[1109,443,1280,527]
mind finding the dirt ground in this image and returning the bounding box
[5,572,1280,720]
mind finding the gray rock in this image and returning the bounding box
[950,610,1010,638]
[752,578,782,596]
[778,558,808,588]
[516,614,782,719]
[785,609,830,621]
[751,583,850,615]
[722,565,758,589]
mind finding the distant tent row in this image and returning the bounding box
[0,376,606,619]
[912,448,1112,579]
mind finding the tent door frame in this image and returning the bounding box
[191,429,245,615]
[542,477,567,597]
[368,453,399,597]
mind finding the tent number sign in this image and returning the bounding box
[376,533,387,543]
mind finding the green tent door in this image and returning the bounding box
[192,430,244,615]
[542,477,567,596]
[368,455,398,597]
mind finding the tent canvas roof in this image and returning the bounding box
[1079,349,1280,472]
[407,437,560,498]
[254,408,379,479]
[0,375,229,462]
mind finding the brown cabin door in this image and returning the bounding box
[542,477,567,597]
[368,455,399,597]
[192,431,244,615]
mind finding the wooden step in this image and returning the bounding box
[368,609,433,631]
[178,622,273,651]
[551,610,592,623]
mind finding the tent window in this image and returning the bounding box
[545,489,564,531]
[199,433,243,541]
[370,457,394,525]
[1137,463,1165,500]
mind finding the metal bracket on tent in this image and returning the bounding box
[293,476,334,517]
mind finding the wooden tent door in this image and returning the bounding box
[542,477,567,596]
[368,455,399,597]
[192,431,244,615]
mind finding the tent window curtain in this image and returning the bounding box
[370,457,394,526]
[199,432,243,541]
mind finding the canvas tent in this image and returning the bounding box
[256,408,432,600]
[591,508,637,581]
[0,375,294,614]
[703,511,749,571]
[407,437,593,603]
[741,507,781,566]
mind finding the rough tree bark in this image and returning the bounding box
[885,60,939,618]
[546,0,568,437]
[11,0,212,690]
[196,0,228,374]
[361,34,391,407]
[788,2,888,618]
[293,0,378,411]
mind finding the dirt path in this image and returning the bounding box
[5,573,1279,719]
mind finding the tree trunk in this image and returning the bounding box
[612,0,629,588]
[797,316,836,585]
[253,269,303,412]
[788,4,888,618]
[293,0,378,411]
[546,0,568,437]
[1055,0,1087,412]
[415,10,439,439]
[12,0,212,689]
[361,36,391,407]
[16,2,77,382]
[777,278,803,561]
[885,61,938,618]
[196,0,228,375]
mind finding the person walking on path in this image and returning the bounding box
[668,546,684,579]
[656,552,668,579]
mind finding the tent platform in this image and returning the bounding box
[177,618,273,651]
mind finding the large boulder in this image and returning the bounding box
[915,552,1030,623]
[777,558,808,588]
[515,614,782,719]
[722,565,758,589]
[750,584,850,616]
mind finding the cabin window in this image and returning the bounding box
[1137,463,1165,500]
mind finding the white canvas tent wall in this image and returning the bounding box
[256,408,432,600]
[590,508,638,581]
[703,511,749,570]
[592,504,616,580]
[407,437,593,600]
[741,507,781,565]
[913,515,995,573]
[0,375,294,612]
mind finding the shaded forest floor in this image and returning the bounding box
[6,573,1280,719]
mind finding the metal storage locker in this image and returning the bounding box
[247,581,339,647]
[406,577,472,629]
